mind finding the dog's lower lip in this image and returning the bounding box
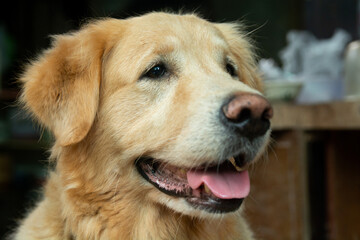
[135,156,247,213]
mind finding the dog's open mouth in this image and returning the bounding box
[136,155,250,213]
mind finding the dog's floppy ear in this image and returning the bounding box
[20,19,120,146]
[216,23,262,91]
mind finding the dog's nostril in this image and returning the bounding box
[236,108,252,124]
[262,106,274,121]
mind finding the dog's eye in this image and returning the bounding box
[226,63,237,77]
[144,64,167,79]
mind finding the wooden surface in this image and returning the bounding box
[326,131,360,240]
[249,101,360,240]
[245,131,308,240]
[271,100,360,130]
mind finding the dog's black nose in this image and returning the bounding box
[221,93,273,139]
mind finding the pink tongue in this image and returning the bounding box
[187,169,250,199]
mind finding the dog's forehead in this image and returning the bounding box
[105,13,233,86]
[125,13,228,50]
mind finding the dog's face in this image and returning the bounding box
[21,13,272,217]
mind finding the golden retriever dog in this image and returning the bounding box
[13,12,273,240]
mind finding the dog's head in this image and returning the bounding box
[20,13,272,217]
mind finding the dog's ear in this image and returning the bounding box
[20,19,120,146]
[216,23,263,91]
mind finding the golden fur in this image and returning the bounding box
[13,12,269,240]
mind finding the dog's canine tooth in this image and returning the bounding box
[229,157,243,172]
[204,184,211,194]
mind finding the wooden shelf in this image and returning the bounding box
[271,100,360,130]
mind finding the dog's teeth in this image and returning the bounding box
[179,169,186,175]
[204,184,211,194]
[229,157,243,172]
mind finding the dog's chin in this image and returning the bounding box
[135,155,249,215]
[150,194,245,218]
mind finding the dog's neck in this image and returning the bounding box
[47,141,253,240]
[60,188,248,240]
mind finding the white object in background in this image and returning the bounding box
[344,41,360,99]
[264,80,303,102]
[293,29,350,103]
